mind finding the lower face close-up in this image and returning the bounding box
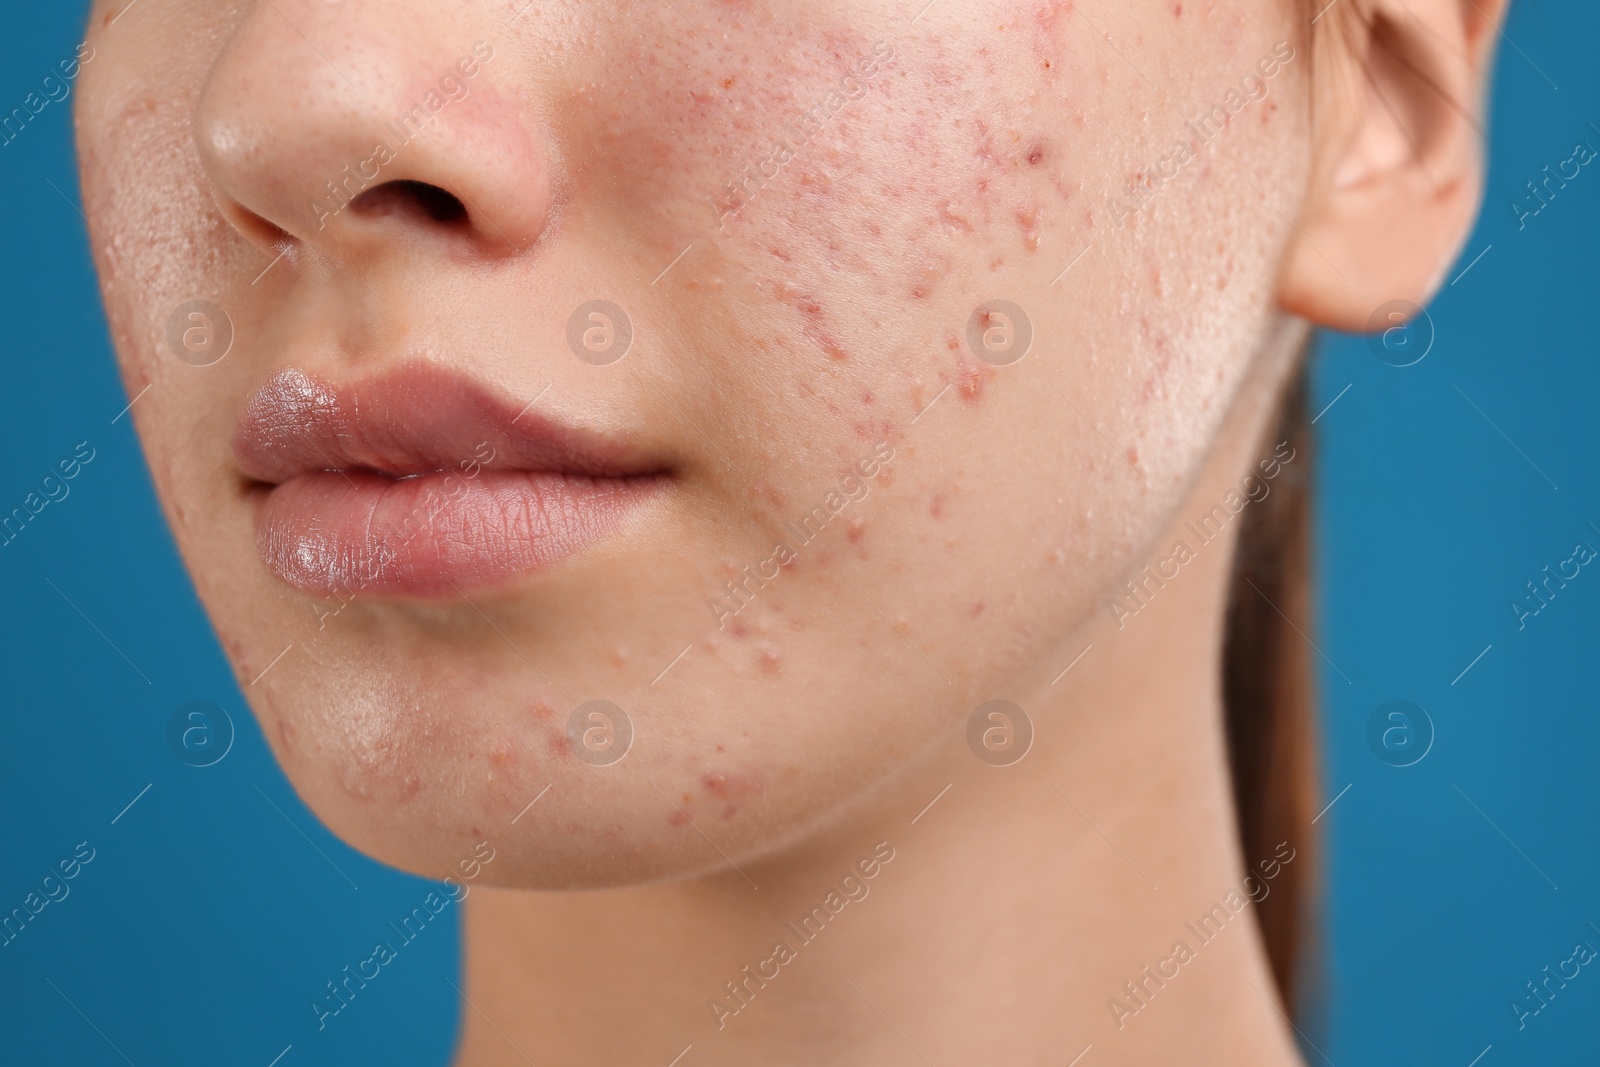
[24,0,1576,1063]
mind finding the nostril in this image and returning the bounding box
[348,180,468,226]
[223,202,293,251]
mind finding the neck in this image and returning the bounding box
[456,318,1313,1067]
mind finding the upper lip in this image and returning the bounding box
[232,363,665,485]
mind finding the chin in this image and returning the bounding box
[244,660,857,891]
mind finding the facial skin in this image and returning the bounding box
[77,0,1318,879]
[75,0,1504,1062]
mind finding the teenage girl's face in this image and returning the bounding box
[76,0,1307,884]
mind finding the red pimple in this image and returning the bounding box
[846,517,866,543]
[273,716,297,757]
[546,732,573,762]
[1016,203,1042,250]
[957,360,985,402]
[930,494,945,519]
[701,771,765,800]
[939,202,976,233]
[797,297,850,361]
[910,261,945,300]
[755,480,787,509]
[970,601,986,617]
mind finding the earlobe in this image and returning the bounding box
[1278,0,1510,331]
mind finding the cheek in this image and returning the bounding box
[579,7,1093,359]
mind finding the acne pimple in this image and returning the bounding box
[546,732,572,763]
[754,480,787,508]
[759,644,782,675]
[909,265,942,300]
[939,202,976,233]
[846,517,866,544]
[701,771,765,802]
[275,714,297,755]
[1016,203,1042,250]
[947,354,988,403]
[970,601,986,617]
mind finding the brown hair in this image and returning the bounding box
[1222,363,1318,1016]
[1220,1,1357,1015]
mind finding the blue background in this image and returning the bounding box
[2,3,1595,1065]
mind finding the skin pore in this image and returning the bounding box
[73,0,1505,1064]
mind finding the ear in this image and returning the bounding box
[1279,0,1510,330]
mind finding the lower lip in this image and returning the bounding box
[253,468,663,597]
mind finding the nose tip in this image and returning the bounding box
[195,12,546,262]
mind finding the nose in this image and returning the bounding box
[195,2,548,262]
